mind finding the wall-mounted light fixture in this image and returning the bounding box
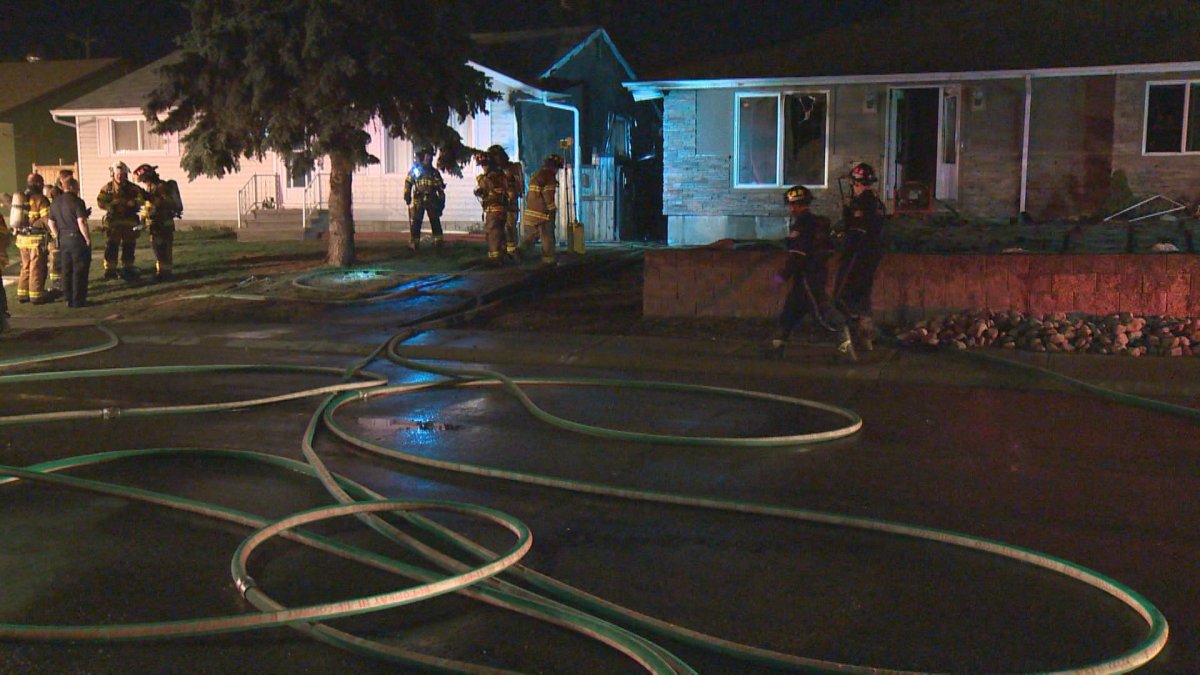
[971,87,986,111]
[863,91,879,114]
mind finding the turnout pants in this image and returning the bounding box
[519,214,556,263]
[408,203,443,248]
[779,264,842,340]
[104,222,140,273]
[150,224,175,276]
[484,208,507,260]
[16,234,48,303]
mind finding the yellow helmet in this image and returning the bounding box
[784,185,813,205]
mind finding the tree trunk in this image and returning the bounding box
[326,151,356,267]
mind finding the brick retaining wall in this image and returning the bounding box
[644,249,1200,323]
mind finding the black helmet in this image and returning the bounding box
[544,153,565,170]
[415,147,435,161]
[133,163,160,183]
[784,185,813,205]
[487,144,508,163]
[849,162,877,186]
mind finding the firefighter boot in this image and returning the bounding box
[764,338,786,359]
[836,326,858,363]
[852,316,876,352]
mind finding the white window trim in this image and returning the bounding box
[1142,79,1200,156]
[110,117,169,156]
[733,90,830,189]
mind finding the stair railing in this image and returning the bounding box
[301,173,329,230]
[236,174,282,229]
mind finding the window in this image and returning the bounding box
[111,118,163,153]
[1144,81,1200,154]
[383,135,412,174]
[735,92,828,187]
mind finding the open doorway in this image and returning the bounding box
[886,86,959,207]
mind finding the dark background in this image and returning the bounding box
[0,0,886,74]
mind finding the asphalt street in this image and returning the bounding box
[1,265,1198,673]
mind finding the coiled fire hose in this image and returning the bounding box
[0,293,1177,672]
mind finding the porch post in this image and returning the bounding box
[1019,74,1032,215]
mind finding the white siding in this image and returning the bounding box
[77,80,523,231]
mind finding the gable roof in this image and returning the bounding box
[54,28,630,117]
[639,0,1200,82]
[54,52,180,114]
[470,26,634,86]
[0,57,123,115]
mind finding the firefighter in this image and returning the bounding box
[14,174,53,304]
[473,151,510,264]
[488,144,524,259]
[0,205,10,332]
[833,162,886,352]
[520,153,564,266]
[403,147,446,251]
[133,164,180,282]
[96,160,147,281]
[769,185,854,360]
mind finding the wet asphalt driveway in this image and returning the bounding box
[0,315,1197,674]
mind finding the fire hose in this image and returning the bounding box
[0,289,1177,673]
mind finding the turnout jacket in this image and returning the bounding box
[522,166,559,224]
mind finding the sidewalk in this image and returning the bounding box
[5,246,1200,403]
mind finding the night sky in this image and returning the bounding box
[0,0,886,76]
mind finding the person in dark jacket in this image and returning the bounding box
[833,162,887,352]
[46,178,93,308]
[770,185,853,360]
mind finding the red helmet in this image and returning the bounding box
[133,163,159,182]
[849,162,877,186]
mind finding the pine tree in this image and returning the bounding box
[144,0,496,266]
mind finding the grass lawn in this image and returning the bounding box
[3,228,493,323]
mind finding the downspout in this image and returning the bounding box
[1019,74,1032,217]
[51,112,77,130]
[540,97,582,224]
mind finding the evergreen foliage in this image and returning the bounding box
[143,0,498,265]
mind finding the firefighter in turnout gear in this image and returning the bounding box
[133,164,181,282]
[403,147,446,251]
[520,153,564,265]
[0,205,9,332]
[833,162,886,352]
[15,173,53,304]
[769,185,854,360]
[473,151,510,264]
[488,145,524,259]
[96,161,147,281]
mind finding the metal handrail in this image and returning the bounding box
[236,174,281,228]
[301,172,329,230]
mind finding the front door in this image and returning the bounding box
[275,156,312,208]
[886,86,960,203]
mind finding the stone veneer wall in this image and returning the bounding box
[644,249,1200,324]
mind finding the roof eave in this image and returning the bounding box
[625,60,1200,98]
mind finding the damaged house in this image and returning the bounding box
[623,1,1200,245]
[49,27,655,242]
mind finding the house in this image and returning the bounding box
[48,27,654,242]
[0,57,125,195]
[622,1,1200,245]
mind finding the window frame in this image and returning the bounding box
[110,117,166,155]
[1142,79,1200,156]
[733,89,830,189]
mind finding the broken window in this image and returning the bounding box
[735,91,828,188]
[1144,82,1200,154]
